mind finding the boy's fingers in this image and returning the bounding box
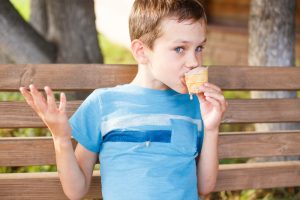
[204,92,225,104]
[205,95,221,109]
[203,83,222,93]
[199,85,221,95]
[59,92,66,112]
[196,92,206,104]
[204,92,226,112]
[199,83,222,94]
[44,86,57,111]
[29,84,47,113]
[20,87,37,110]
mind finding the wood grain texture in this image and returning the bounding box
[0,137,76,166]
[0,64,137,91]
[1,132,300,166]
[1,64,300,195]
[215,161,300,191]
[209,66,300,90]
[1,162,300,199]
[1,64,300,91]
[223,99,300,123]
[218,131,300,159]
[0,101,81,128]
[0,99,300,128]
[0,171,101,200]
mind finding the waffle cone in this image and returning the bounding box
[185,67,208,94]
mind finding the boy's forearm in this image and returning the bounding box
[197,129,219,195]
[52,131,88,199]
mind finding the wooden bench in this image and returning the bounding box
[0,64,300,199]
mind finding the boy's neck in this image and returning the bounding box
[130,64,170,90]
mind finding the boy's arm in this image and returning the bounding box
[196,129,219,196]
[54,137,98,199]
[196,83,227,196]
[20,85,97,199]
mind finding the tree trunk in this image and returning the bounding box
[0,0,104,97]
[30,0,104,100]
[28,0,103,100]
[30,0,103,64]
[0,1,56,64]
[249,0,299,161]
[0,0,103,65]
[30,0,48,36]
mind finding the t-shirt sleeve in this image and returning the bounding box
[69,90,103,153]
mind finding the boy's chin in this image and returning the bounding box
[172,85,189,94]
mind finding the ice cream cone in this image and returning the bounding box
[185,66,208,99]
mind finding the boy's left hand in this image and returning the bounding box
[196,83,227,132]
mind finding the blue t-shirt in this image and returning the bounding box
[69,84,204,200]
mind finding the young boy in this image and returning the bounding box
[19,0,227,199]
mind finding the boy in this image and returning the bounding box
[19,0,227,199]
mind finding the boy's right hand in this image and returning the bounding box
[19,84,71,141]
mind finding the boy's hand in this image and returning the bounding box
[196,83,227,133]
[19,84,71,140]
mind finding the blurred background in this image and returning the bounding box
[0,0,300,199]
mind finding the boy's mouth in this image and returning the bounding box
[180,76,187,86]
[180,76,189,93]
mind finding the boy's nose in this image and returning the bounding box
[186,53,200,69]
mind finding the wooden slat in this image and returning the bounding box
[219,131,300,159]
[1,162,300,199]
[0,171,101,200]
[215,161,300,191]
[0,64,137,91]
[224,99,300,123]
[0,101,81,128]
[1,131,300,167]
[0,99,300,128]
[0,137,77,166]
[0,64,300,91]
[209,66,300,90]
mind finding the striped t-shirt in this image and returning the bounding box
[69,84,204,200]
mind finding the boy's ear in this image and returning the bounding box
[131,39,149,64]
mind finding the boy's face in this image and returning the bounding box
[145,17,206,94]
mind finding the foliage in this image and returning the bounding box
[98,33,136,64]
[10,0,30,21]
[206,188,300,200]
[0,165,56,173]
[0,92,24,101]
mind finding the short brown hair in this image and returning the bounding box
[129,0,207,49]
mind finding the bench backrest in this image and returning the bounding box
[0,64,300,199]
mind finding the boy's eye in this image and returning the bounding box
[175,47,184,53]
[196,46,204,52]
